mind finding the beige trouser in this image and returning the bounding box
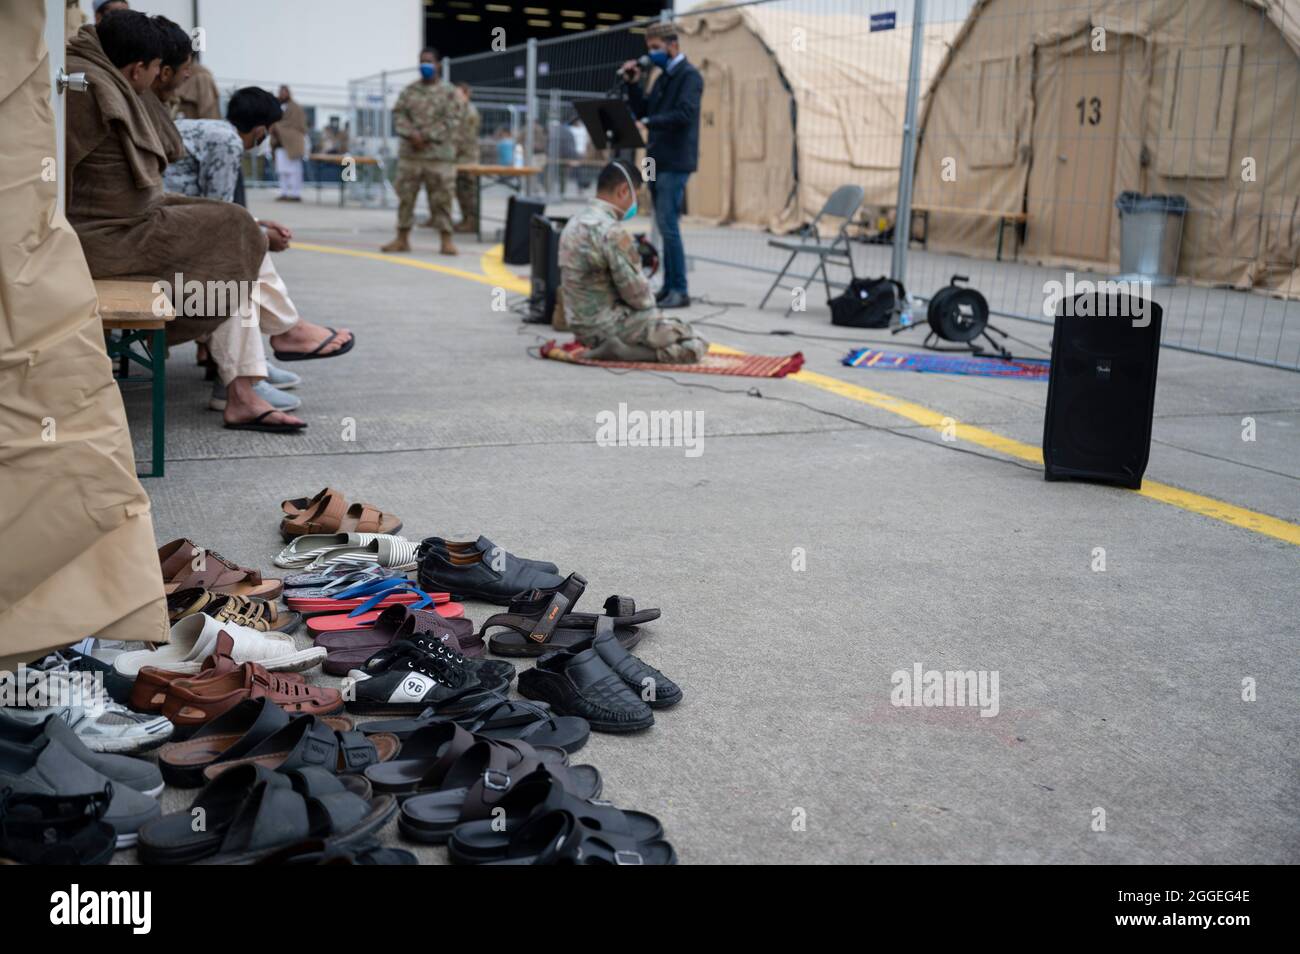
[202,253,300,384]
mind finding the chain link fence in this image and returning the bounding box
[349,0,1300,371]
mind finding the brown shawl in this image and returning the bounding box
[65,26,266,316]
[142,87,186,164]
[174,62,222,120]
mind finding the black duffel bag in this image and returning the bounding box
[829,277,905,328]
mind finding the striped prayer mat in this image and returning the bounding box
[541,340,805,378]
[842,348,1050,379]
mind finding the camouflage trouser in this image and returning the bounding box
[395,158,455,231]
[580,307,709,364]
[455,172,477,227]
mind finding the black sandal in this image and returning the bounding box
[200,715,399,782]
[448,766,663,864]
[481,574,653,657]
[273,328,355,362]
[0,788,115,865]
[396,739,601,844]
[482,809,677,865]
[223,410,307,433]
[360,694,590,753]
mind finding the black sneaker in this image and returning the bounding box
[566,620,682,709]
[518,648,654,733]
[345,640,511,715]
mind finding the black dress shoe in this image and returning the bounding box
[518,648,653,733]
[658,291,691,309]
[654,286,670,303]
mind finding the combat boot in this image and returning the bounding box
[439,231,459,256]
[454,219,478,234]
[381,229,411,253]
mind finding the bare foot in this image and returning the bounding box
[269,321,353,357]
[223,377,305,428]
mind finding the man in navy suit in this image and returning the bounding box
[621,20,703,309]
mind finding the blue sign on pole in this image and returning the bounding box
[870,11,896,31]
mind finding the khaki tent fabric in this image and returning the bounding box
[914,0,1300,296]
[0,0,166,660]
[679,5,957,232]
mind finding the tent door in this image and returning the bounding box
[1051,50,1122,261]
[691,61,729,219]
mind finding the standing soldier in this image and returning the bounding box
[453,82,480,234]
[382,47,465,256]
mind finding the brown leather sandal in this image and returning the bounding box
[159,650,344,734]
[131,633,307,714]
[279,491,403,541]
[158,539,283,600]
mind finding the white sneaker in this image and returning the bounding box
[112,613,326,678]
[4,667,174,757]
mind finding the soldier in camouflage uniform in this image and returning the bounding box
[558,160,707,363]
[454,83,480,234]
[381,48,466,256]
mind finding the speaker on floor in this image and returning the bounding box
[526,214,565,325]
[1043,290,1163,489]
[504,196,546,264]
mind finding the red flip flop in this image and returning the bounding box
[285,591,450,614]
[306,601,465,636]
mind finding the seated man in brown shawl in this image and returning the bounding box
[66,12,343,432]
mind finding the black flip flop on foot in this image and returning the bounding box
[223,410,307,433]
[273,328,355,362]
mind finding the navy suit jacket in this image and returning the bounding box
[625,58,703,174]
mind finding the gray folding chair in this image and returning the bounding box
[759,185,865,312]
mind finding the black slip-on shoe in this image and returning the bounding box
[517,648,653,733]
[565,620,681,709]
[419,536,559,575]
[416,536,563,604]
[658,291,691,309]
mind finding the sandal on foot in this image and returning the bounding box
[447,766,661,864]
[223,410,307,433]
[272,327,355,362]
[395,740,600,844]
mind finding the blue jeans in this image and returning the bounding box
[650,170,690,295]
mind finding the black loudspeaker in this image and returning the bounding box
[1043,291,1163,489]
[526,214,563,325]
[504,196,545,264]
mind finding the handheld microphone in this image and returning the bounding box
[617,55,651,80]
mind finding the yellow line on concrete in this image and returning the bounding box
[294,242,1300,547]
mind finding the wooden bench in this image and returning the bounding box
[908,205,1029,261]
[308,153,384,207]
[96,279,174,478]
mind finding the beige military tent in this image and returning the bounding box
[0,0,167,665]
[914,0,1300,295]
[677,5,958,232]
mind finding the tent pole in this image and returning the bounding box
[891,0,926,287]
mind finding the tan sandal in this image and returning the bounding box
[279,490,403,541]
[167,588,301,633]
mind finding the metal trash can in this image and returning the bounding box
[1115,191,1187,285]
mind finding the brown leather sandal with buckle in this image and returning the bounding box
[158,539,283,600]
[279,490,403,541]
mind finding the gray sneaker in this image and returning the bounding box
[265,363,302,389]
[209,378,302,411]
[0,708,166,795]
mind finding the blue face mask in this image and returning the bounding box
[419,63,436,80]
[648,49,670,68]
[623,201,638,222]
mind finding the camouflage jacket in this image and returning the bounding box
[558,198,655,335]
[393,80,465,161]
[456,104,480,164]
